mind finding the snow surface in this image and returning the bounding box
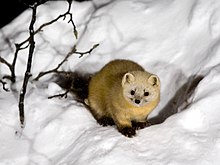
[1,0,220,164]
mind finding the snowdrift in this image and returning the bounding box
[1,0,220,164]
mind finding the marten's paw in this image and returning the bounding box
[120,127,136,138]
[132,121,151,130]
[97,117,115,126]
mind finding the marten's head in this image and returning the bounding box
[122,71,160,107]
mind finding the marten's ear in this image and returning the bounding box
[122,73,135,86]
[148,75,160,87]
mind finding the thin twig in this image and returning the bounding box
[0,79,9,92]
[0,56,12,70]
[0,56,15,82]
[19,0,77,47]
[75,44,99,58]
[34,45,76,81]
[34,43,99,81]
[48,90,70,99]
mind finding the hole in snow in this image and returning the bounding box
[149,75,204,125]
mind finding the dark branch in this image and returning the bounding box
[35,0,77,38]
[34,45,77,81]
[34,43,99,81]
[0,55,16,82]
[48,90,70,99]
[0,79,9,92]
[18,3,38,129]
[75,44,99,58]
[2,0,77,83]
[0,56,12,69]
[19,0,77,47]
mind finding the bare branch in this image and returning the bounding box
[0,56,12,69]
[34,43,99,81]
[4,0,77,83]
[0,0,96,130]
[34,45,77,81]
[18,3,38,129]
[75,44,99,58]
[0,79,9,92]
[48,90,70,99]
[0,55,16,82]
[19,0,77,47]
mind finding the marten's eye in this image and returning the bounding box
[144,91,149,96]
[130,90,135,95]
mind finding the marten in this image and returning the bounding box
[56,59,160,138]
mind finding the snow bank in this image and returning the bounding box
[1,0,220,164]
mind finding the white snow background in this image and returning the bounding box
[1,0,220,164]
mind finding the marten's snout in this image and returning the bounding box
[135,99,141,104]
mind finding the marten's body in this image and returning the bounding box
[86,59,160,137]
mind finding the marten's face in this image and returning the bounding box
[122,72,160,107]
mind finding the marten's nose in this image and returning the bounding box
[135,99,140,104]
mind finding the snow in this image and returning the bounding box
[1,0,220,164]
